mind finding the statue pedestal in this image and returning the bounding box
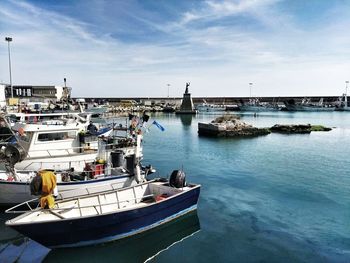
[176,93,197,115]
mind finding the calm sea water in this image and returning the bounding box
[1,111,350,262]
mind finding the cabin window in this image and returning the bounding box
[37,131,75,141]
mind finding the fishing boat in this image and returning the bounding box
[0,113,113,172]
[284,98,335,112]
[336,95,350,111]
[0,133,148,206]
[239,98,280,112]
[6,171,200,248]
[335,83,350,111]
[1,210,200,262]
[197,100,226,112]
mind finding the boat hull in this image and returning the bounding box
[9,186,200,248]
[197,106,226,112]
[284,105,335,112]
[239,105,279,112]
[0,175,135,206]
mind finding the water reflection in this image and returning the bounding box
[178,114,193,127]
[45,210,200,262]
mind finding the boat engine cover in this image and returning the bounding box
[169,170,186,188]
[4,143,26,165]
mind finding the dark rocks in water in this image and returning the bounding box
[310,125,332,132]
[270,124,312,134]
[198,115,332,138]
[270,124,332,134]
[198,115,270,137]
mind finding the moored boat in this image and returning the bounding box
[284,98,335,112]
[0,133,148,206]
[239,98,280,112]
[0,113,113,172]
[335,83,350,111]
[6,171,200,248]
[197,100,226,112]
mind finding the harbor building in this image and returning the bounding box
[0,84,71,106]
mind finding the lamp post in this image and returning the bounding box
[346,81,349,95]
[249,82,253,98]
[5,37,13,98]
[167,84,170,98]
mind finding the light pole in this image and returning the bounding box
[5,37,13,98]
[249,82,253,98]
[167,83,170,98]
[346,81,349,96]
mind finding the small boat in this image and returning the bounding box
[6,171,200,248]
[162,103,177,113]
[335,87,350,111]
[197,100,226,112]
[239,98,280,112]
[284,98,335,112]
[1,210,200,262]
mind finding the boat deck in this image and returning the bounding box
[11,182,193,224]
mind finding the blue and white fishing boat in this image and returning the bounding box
[5,171,200,248]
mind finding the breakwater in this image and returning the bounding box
[75,96,343,105]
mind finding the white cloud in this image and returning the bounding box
[0,0,350,97]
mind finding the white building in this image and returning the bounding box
[2,84,71,102]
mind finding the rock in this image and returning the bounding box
[270,124,312,134]
[270,124,332,134]
[198,115,270,137]
[310,125,332,132]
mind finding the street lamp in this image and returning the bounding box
[5,37,13,98]
[249,82,253,98]
[346,81,349,95]
[167,83,170,98]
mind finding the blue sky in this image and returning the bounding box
[1,0,350,97]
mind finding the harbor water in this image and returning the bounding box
[1,111,350,262]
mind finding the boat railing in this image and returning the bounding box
[5,197,40,214]
[18,163,134,180]
[24,139,137,159]
[21,157,97,170]
[67,193,155,218]
[6,185,155,215]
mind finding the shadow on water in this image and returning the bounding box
[44,210,200,262]
[0,212,50,262]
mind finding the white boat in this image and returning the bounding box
[240,98,280,112]
[0,168,136,206]
[0,134,149,206]
[284,98,335,112]
[0,113,113,171]
[197,100,226,112]
[6,172,200,248]
[335,83,350,111]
